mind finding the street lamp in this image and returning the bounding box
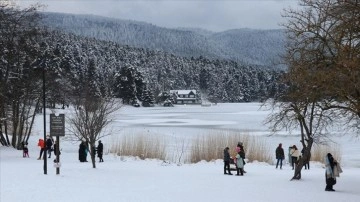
[42,59,47,175]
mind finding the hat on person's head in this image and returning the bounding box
[279,143,282,146]
[99,140,101,143]
[238,142,243,146]
[225,147,229,150]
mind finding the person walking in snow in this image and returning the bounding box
[223,147,232,175]
[97,140,104,162]
[37,138,45,160]
[46,135,54,158]
[275,143,285,169]
[325,153,342,191]
[290,145,300,170]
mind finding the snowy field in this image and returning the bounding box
[1,103,360,202]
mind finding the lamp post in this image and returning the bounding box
[42,61,47,175]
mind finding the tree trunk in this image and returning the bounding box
[3,119,10,145]
[11,100,20,147]
[0,130,7,146]
[25,99,40,143]
[292,139,313,180]
[90,143,96,168]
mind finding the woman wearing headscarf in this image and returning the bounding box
[289,145,300,170]
[325,153,342,191]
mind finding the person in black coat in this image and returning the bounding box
[325,153,338,191]
[46,136,54,158]
[97,140,104,162]
[79,141,87,162]
[53,141,60,162]
[223,147,232,175]
[275,143,285,169]
[301,147,311,170]
[237,142,247,173]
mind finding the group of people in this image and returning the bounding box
[34,136,104,163]
[78,140,103,163]
[224,142,342,191]
[275,143,342,192]
[223,142,246,176]
[275,144,311,170]
[36,135,59,160]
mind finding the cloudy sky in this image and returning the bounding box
[16,0,299,32]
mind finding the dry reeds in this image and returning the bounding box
[109,129,340,165]
[311,143,342,163]
[111,132,167,160]
[189,130,272,164]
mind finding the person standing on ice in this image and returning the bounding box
[223,147,232,175]
[290,145,300,170]
[275,143,285,169]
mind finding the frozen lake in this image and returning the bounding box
[114,103,272,135]
[111,103,360,167]
[30,102,359,167]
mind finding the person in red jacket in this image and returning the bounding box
[37,139,45,160]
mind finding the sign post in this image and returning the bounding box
[50,113,65,175]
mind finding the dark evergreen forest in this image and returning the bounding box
[39,30,284,105]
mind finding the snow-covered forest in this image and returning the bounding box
[41,12,286,68]
[36,25,284,104]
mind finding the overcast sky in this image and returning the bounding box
[16,0,299,32]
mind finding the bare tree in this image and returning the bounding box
[265,98,336,180]
[266,0,360,180]
[0,2,43,147]
[281,0,360,131]
[67,98,121,168]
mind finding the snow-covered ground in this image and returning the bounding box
[1,103,360,202]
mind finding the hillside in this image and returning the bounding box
[41,12,286,69]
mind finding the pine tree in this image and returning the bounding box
[141,85,155,107]
[114,65,137,104]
